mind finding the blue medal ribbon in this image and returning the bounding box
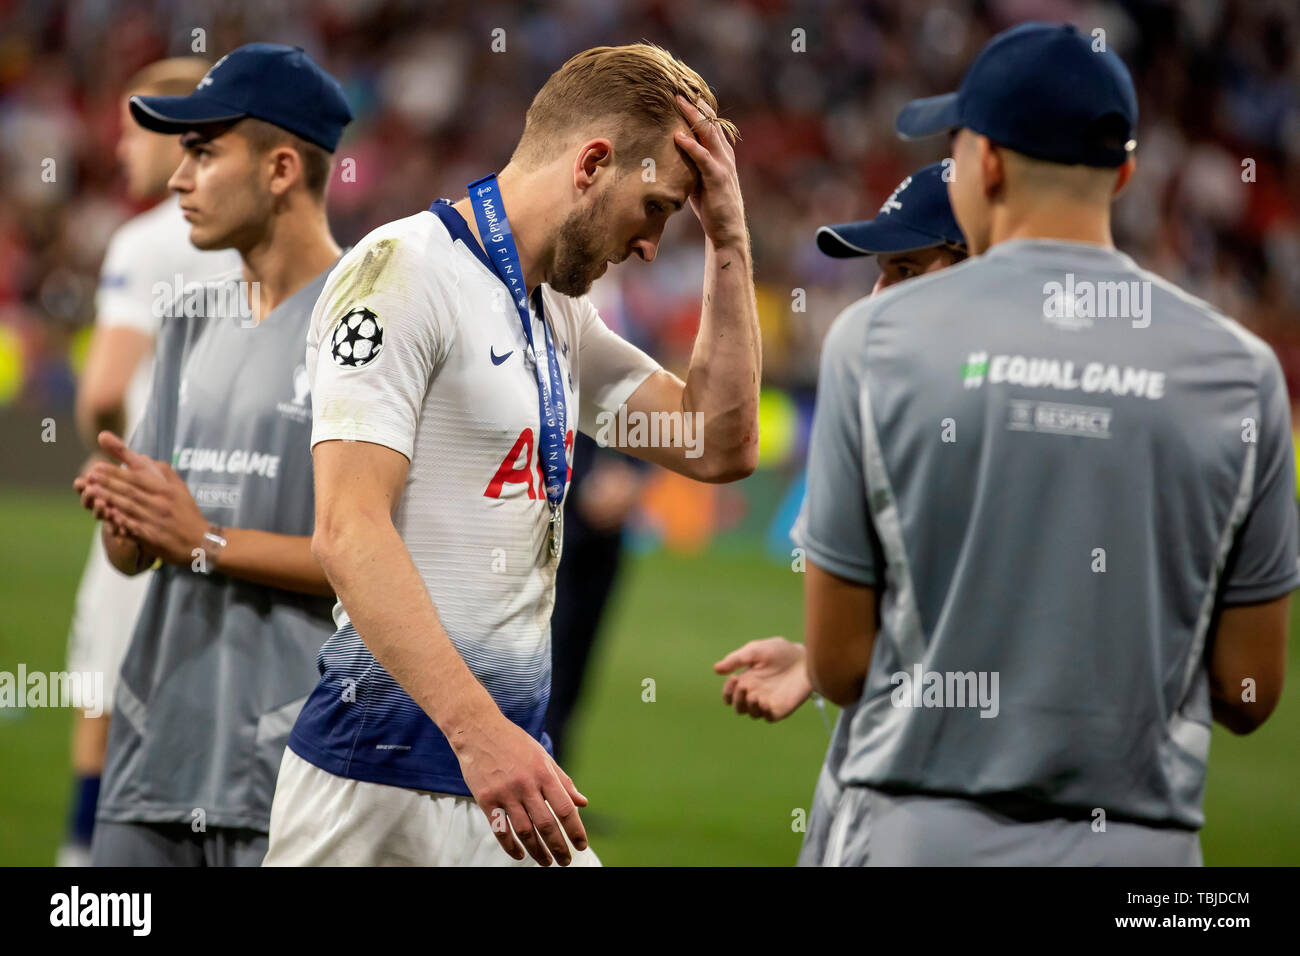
[466,174,568,551]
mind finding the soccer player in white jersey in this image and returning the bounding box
[265,44,760,867]
[58,57,240,866]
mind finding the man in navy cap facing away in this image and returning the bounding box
[713,160,967,865]
[74,43,352,865]
[796,23,1297,864]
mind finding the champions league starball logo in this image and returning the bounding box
[329,307,385,368]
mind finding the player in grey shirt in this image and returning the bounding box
[797,24,1298,865]
[73,44,352,865]
[712,160,967,866]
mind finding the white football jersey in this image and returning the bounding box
[291,202,660,795]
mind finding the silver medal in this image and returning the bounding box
[548,507,563,561]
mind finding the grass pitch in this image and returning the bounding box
[1,489,1296,865]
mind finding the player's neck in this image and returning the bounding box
[239,203,341,322]
[984,201,1114,253]
[452,165,553,296]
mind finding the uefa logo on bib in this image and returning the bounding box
[330,307,384,368]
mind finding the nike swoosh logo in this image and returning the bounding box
[490,347,513,366]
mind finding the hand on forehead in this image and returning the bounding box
[671,95,725,189]
[595,123,699,205]
[659,138,702,202]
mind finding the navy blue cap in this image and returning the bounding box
[129,43,353,153]
[817,161,965,258]
[896,22,1137,168]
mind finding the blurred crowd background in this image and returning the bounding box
[2,0,1299,483]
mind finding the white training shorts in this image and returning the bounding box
[65,529,153,715]
[263,746,601,867]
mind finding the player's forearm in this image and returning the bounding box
[805,651,866,707]
[1207,597,1287,734]
[1208,663,1282,735]
[311,514,502,738]
[1210,698,1263,735]
[100,522,148,576]
[682,239,761,481]
[804,562,875,707]
[75,326,152,448]
[210,529,334,597]
[74,399,125,452]
[805,623,870,706]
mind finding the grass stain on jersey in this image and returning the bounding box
[335,238,399,304]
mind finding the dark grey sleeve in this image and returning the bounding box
[1219,349,1300,604]
[793,309,883,587]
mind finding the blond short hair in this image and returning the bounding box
[124,57,212,98]
[511,43,738,169]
